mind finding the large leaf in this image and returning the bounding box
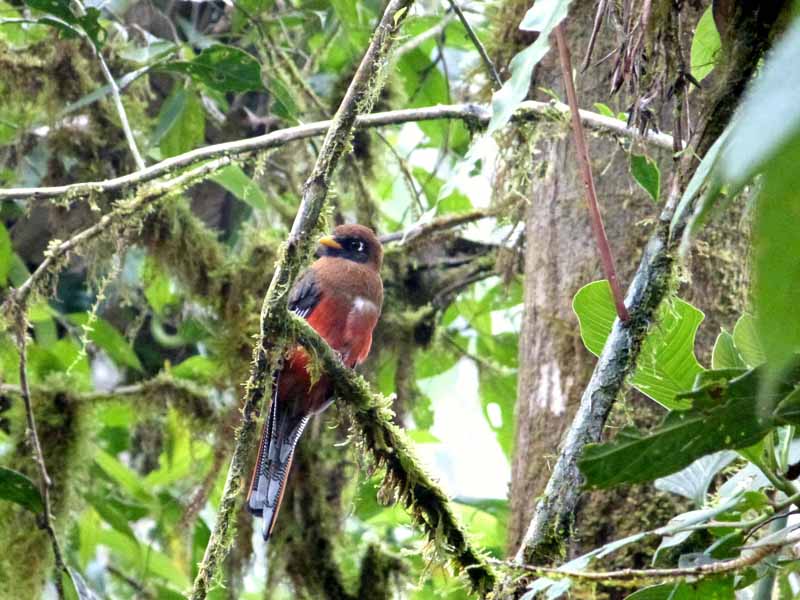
[626,579,733,600]
[654,451,737,506]
[732,314,765,368]
[97,529,189,589]
[488,0,573,132]
[211,165,268,211]
[573,280,704,409]
[161,45,264,93]
[711,331,745,370]
[579,363,800,488]
[0,467,44,512]
[171,355,222,383]
[153,87,206,158]
[717,20,800,186]
[85,493,137,543]
[690,7,721,83]
[753,134,800,378]
[478,368,516,459]
[94,450,154,504]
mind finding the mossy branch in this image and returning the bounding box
[0,374,216,420]
[8,156,232,308]
[290,313,496,596]
[10,309,68,599]
[0,101,674,202]
[493,525,800,585]
[189,2,418,597]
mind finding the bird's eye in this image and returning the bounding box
[356,241,365,253]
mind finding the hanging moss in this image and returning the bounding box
[0,390,88,598]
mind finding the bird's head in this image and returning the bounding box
[316,224,383,270]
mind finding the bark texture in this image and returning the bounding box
[504,0,749,559]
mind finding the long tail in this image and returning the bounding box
[246,397,309,541]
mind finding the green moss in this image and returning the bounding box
[0,390,88,598]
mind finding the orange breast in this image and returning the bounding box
[279,294,378,416]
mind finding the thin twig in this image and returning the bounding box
[395,12,457,56]
[446,0,502,88]
[8,156,231,307]
[107,565,155,599]
[0,101,675,201]
[379,207,496,244]
[494,528,800,584]
[70,0,145,170]
[555,22,629,322]
[12,311,68,599]
[94,49,145,169]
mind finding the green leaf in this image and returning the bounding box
[211,165,268,211]
[654,451,737,506]
[171,355,221,383]
[488,0,573,132]
[161,45,264,93]
[24,0,106,47]
[94,450,154,504]
[143,258,179,317]
[626,579,733,599]
[85,493,138,542]
[630,153,660,203]
[732,314,766,368]
[65,567,100,600]
[478,368,516,459]
[68,313,143,371]
[573,280,704,409]
[0,467,44,512]
[711,331,745,370]
[753,134,800,378]
[690,8,721,82]
[0,223,11,286]
[593,103,615,118]
[264,76,298,122]
[97,529,189,589]
[415,344,461,380]
[397,50,467,149]
[477,333,518,369]
[718,20,800,186]
[579,363,800,488]
[155,88,205,158]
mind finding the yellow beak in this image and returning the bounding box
[318,235,343,250]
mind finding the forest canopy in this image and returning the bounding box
[1,0,800,599]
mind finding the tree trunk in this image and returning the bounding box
[503,0,748,561]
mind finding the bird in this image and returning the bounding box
[246,223,384,541]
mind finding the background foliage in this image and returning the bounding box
[1,0,800,599]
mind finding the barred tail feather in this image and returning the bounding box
[246,398,309,541]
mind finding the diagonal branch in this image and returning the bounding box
[7,156,231,307]
[0,101,674,201]
[290,313,496,595]
[555,23,628,322]
[11,311,68,599]
[446,0,502,88]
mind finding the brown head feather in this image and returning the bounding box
[317,224,383,271]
